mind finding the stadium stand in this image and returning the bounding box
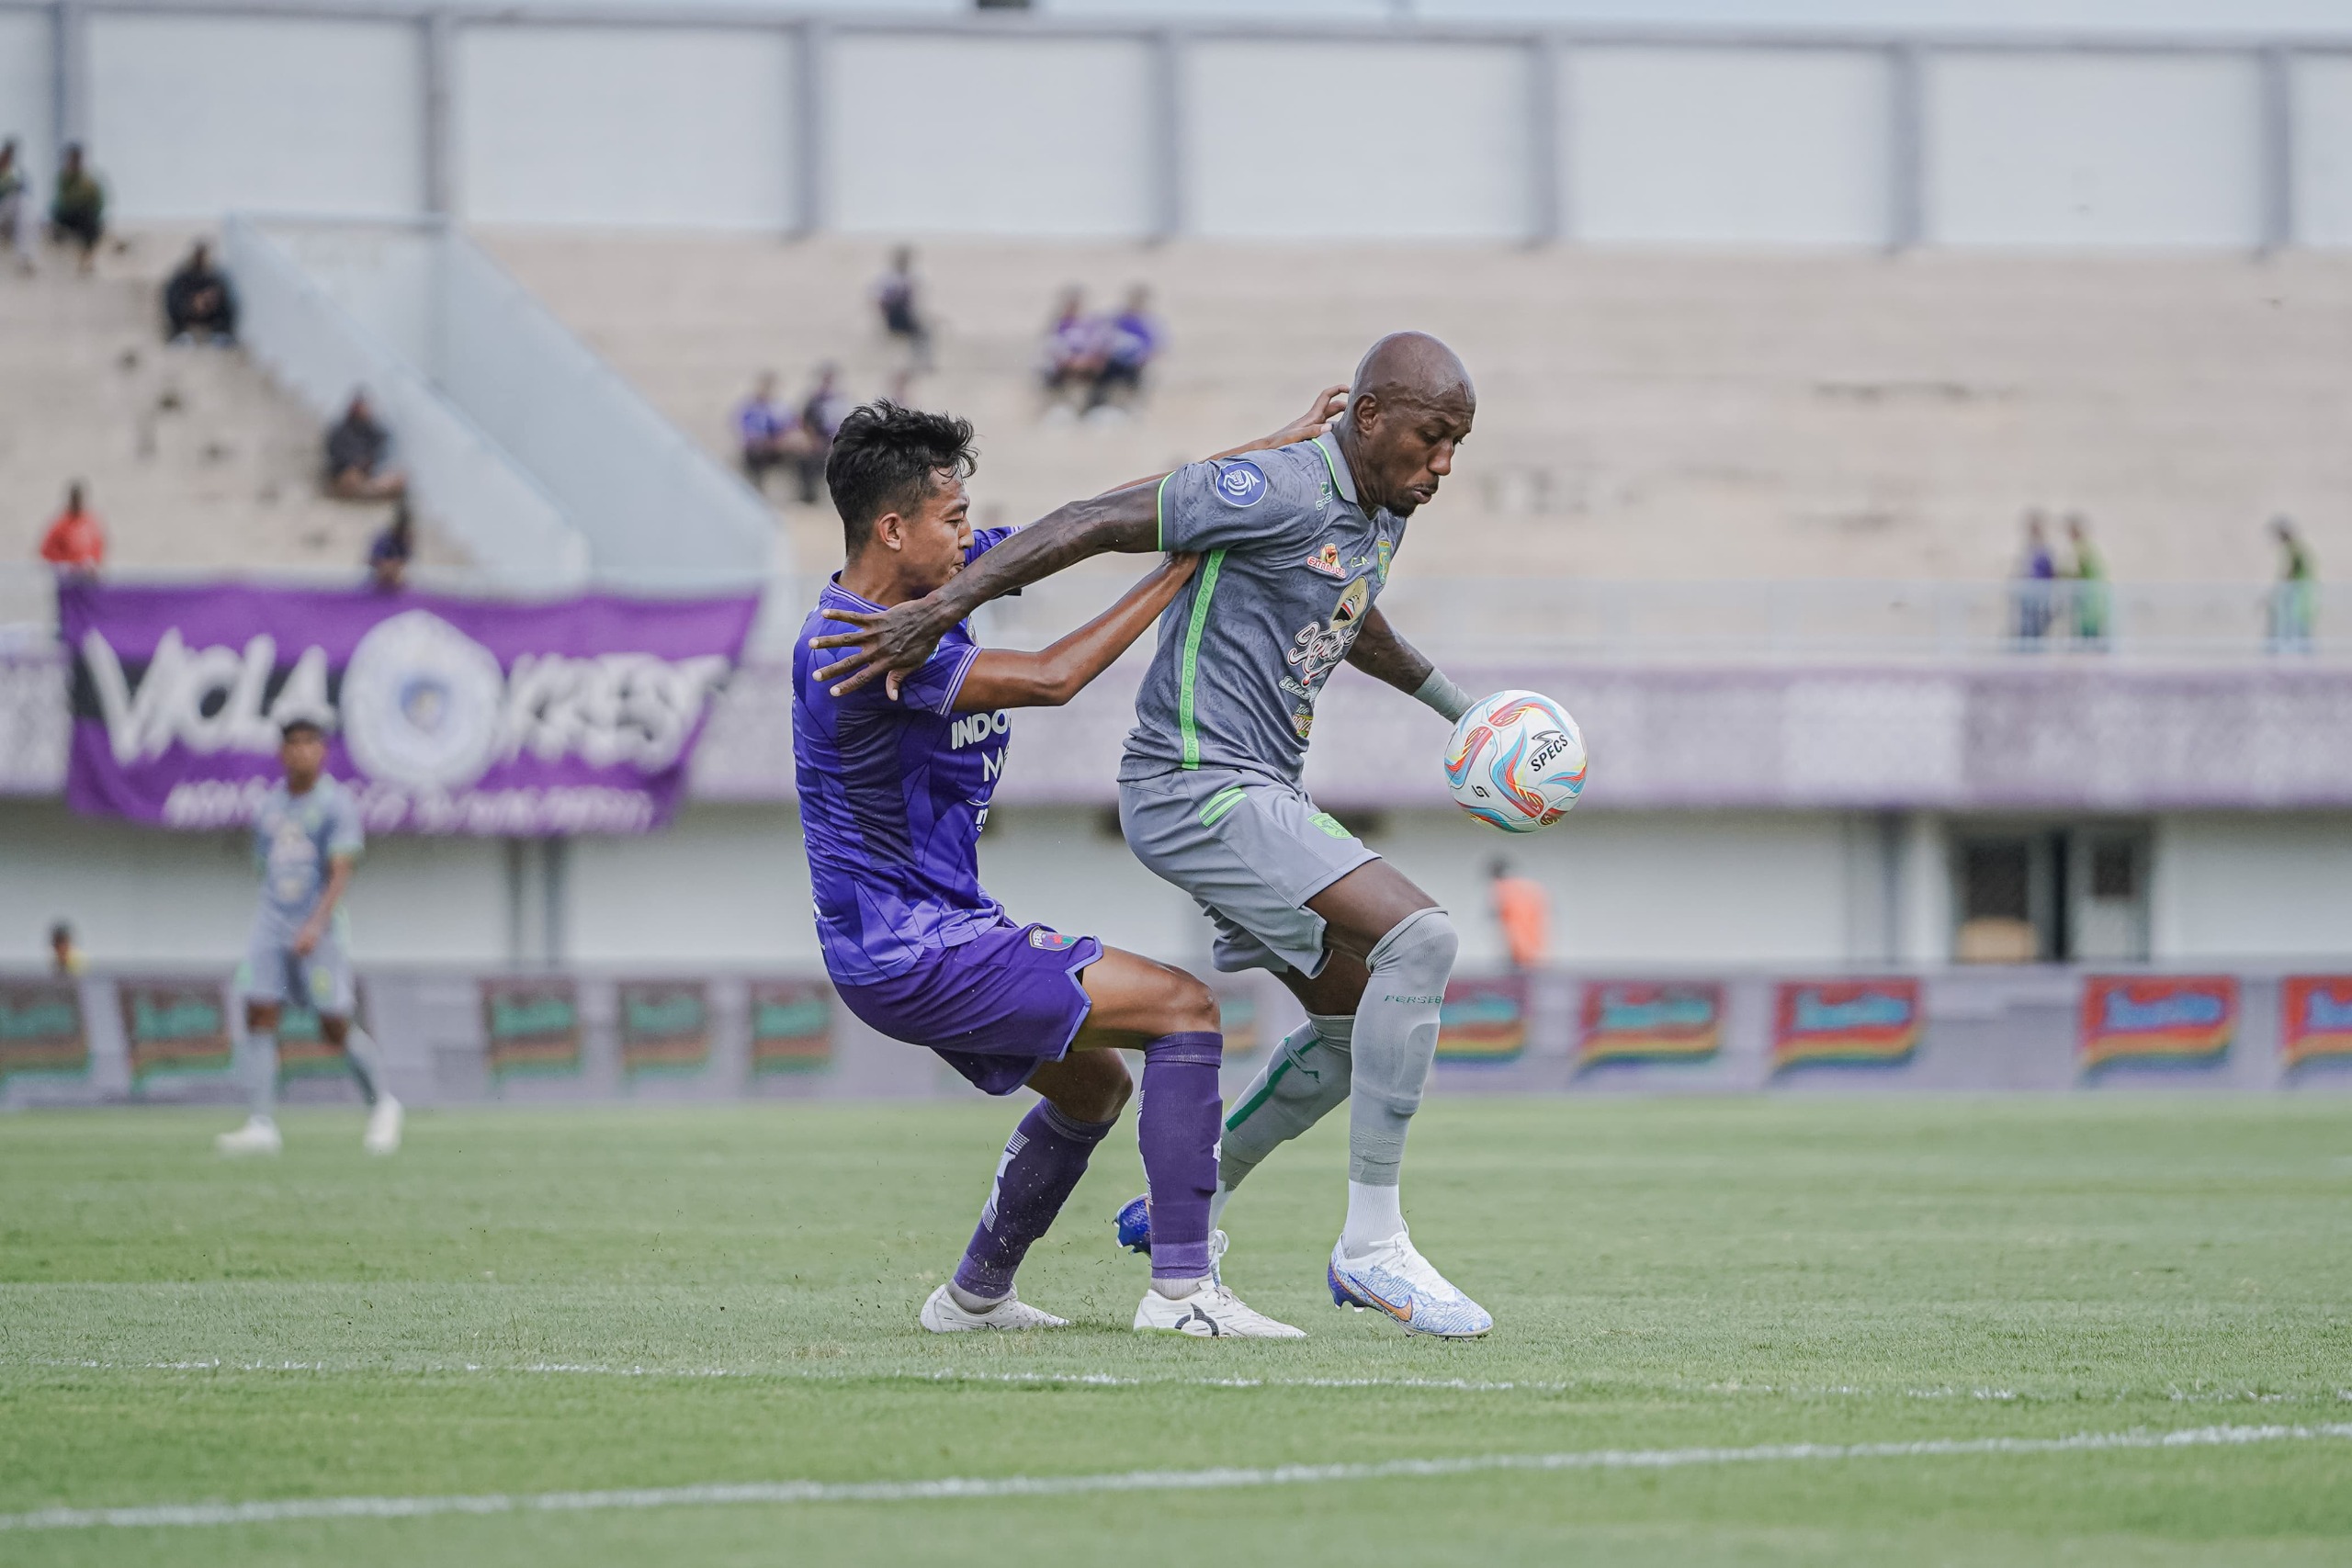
[491,235,2352,590]
[0,231,466,601]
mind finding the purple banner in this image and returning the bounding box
[60,581,758,835]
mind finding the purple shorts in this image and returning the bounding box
[833,919,1103,1096]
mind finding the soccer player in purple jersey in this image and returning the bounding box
[794,394,1340,1337]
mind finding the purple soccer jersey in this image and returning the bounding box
[792,528,1017,987]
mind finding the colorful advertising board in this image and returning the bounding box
[1435,976,1528,1063]
[0,978,88,1083]
[748,980,832,1076]
[118,979,233,1086]
[2281,976,2352,1070]
[1576,982,1724,1070]
[1771,978,1922,1072]
[481,978,582,1079]
[2078,976,2236,1072]
[617,981,712,1078]
[60,581,757,836]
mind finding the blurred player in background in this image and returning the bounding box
[1489,859,1549,972]
[215,719,401,1157]
[813,333,1494,1337]
[797,394,1340,1337]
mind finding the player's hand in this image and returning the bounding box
[808,603,940,698]
[291,924,321,958]
[1269,384,1348,447]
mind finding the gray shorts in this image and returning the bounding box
[1119,766,1378,977]
[237,923,356,1017]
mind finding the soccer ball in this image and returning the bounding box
[1443,690,1587,833]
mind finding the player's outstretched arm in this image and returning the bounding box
[812,385,1344,697]
[1347,606,1476,723]
[955,555,1198,712]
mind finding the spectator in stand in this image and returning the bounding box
[1088,285,1159,414]
[1488,859,1549,973]
[48,143,103,275]
[39,482,105,572]
[50,920,84,977]
[735,371,811,498]
[162,241,237,344]
[0,140,33,275]
[1039,287,1103,414]
[368,502,413,592]
[2065,513,2108,646]
[2012,510,2055,645]
[873,245,932,369]
[2269,515,2317,653]
[798,364,851,506]
[323,392,406,502]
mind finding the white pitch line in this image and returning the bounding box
[5,1423,2347,1533]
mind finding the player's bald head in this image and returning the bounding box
[1349,332,1474,419]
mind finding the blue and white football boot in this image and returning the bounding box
[1327,1227,1493,1338]
[1114,1194,1227,1283]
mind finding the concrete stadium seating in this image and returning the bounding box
[0,230,463,596]
[488,235,2352,588]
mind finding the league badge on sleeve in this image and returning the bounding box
[1214,460,1268,508]
[1028,928,1080,952]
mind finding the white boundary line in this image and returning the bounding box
[6,1424,2348,1533]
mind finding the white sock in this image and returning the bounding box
[1341,1180,1405,1256]
[1151,1274,1212,1300]
[947,1282,1007,1314]
[1207,1182,1233,1231]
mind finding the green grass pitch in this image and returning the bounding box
[4,1094,2350,1565]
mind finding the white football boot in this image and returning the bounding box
[1328,1228,1493,1338]
[214,1116,283,1157]
[918,1283,1069,1333]
[363,1095,403,1156]
[1132,1280,1305,1338]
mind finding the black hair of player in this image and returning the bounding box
[826,400,978,554]
[280,717,326,741]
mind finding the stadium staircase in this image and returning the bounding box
[0,231,466,624]
[490,236,2352,590]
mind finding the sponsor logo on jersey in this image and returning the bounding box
[1028,928,1080,952]
[1291,710,1315,739]
[1213,460,1268,508]
[1332,577,1370,625]
[948,710,1012,750]
[1303,542,1346,578]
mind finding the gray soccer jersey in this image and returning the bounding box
[250,777,364,943]
[1119,433,1406,785]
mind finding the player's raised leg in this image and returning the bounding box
[1073,950,1303,1338]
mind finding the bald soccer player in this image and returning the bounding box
[812,334,1494,1337]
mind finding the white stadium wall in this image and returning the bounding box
[86,14,426,220]
[458,25,797,231]
[2150,813,2352,962]
[1565,46,1892,247]
[17,6,2352,249]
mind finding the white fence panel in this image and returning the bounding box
[828,33,1153,237]
[2292,54,2352,248]
[1185,39,1532,240]
[459,25,796,230]
[0,9,52,197]
[1568,46,1892,246]
[89,15,424,220]
[223,216,588,589]
[1927,51,2265,248]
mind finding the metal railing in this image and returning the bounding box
[9,568,2329,665]
[223,214,593,591]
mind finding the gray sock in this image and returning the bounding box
[339,1025,384,1107]
[1219,1013,1353,1192]
[243,1029,279,1120]
[1347,908,1458,1186]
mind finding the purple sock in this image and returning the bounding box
[1138,1031,1223,1282]
[951,1100,1114,1301]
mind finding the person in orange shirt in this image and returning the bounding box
[39,482,105,571]
[1489,857,1549,972]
